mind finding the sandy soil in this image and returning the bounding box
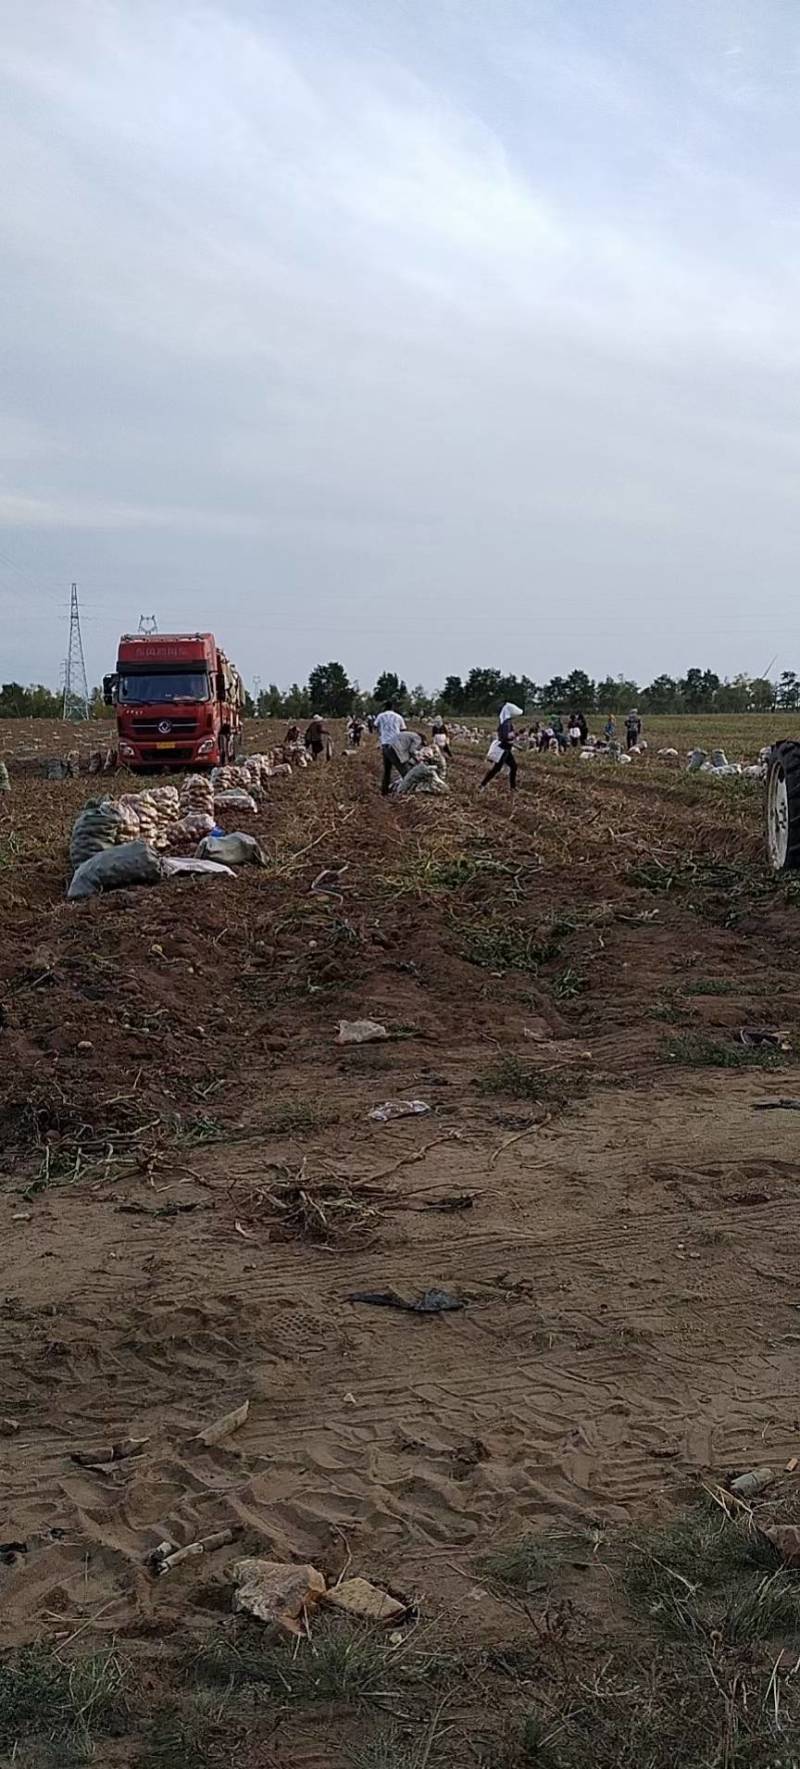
[1,721,800,1761]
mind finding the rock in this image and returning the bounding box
[761,1524,800,1566]
[322,1577,407,1624]
[230,1558,326,1633]
[337,1019,388,1044]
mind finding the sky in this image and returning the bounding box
[2,0,799,695]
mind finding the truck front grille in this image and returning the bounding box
[132,718,200,735]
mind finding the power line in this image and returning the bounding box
[62,582,90,721]
[137,613,158,634]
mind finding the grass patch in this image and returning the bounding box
[482,1530,589,1593]
[0,1647,128,1758]
[350,1724,439,1768]
[486,1647,799,1768]
[189,1624,392,1705]
[628,855,770,926]
[623,1501,789,1642]
[170,1113,248,1146]
[682,977,745,996]
[384,847,527,903]
[660,1033,791,1069]
[476,1056,574,1104]
[721,1571,800,1645]
[650,996,691,1024]
[137,1692,236,1768]
[259,1099,339,1135]
[0,831,22,871]
[551,966,587,1001]
[455,920,559,974]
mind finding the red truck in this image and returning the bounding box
[104,632,243,772]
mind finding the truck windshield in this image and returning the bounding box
[118,673,211,704]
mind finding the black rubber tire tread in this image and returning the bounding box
[769,741,800,871]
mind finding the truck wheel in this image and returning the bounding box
[766,742,800,870]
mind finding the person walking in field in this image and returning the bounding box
[480,701,522,793]
[304,714,327,760]
[374,701,407,795]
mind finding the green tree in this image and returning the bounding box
[641,675,679,713]
[543,676,569,709]
[680,668,720,712]
[593,676,639,713]
[497,674,530,710]
[307,661,354,717]
[373,671,407,708]
[0,682,63,717]
[563,669,595,711]
[463,668,504,712]
[749,677,775,712]
[441,675,464,711]
[779,671,800,711]
[285,682,310,717]
[408,683,434,716]
[89,686,114,720]
[258,683,285,718]
[715,676,751,713]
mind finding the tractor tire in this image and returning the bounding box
[766,742,800,871]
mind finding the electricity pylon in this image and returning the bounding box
[62,582,90,721]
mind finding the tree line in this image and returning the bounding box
[254,664,798,719]
[0,683,115,719]
[4,664,800,721]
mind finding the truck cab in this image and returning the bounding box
[106,632,242,772]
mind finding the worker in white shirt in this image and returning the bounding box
[374,701,408,795]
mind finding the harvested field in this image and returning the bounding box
[4,717,800,1764]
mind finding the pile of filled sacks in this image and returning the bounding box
[116,785,181,847]
[67,746,305,881]
[211,763,256,792]
[168,773,216,840]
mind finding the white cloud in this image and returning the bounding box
[1,0,800,689]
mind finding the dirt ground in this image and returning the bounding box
[3,718,800,1765]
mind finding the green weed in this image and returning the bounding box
[350,1724,435,1767]
[484,1650,799,1768]
[137,1695,232,1768]
[384,847,526,903]
[171,1113,245,1146]
[259,1098,339,1135]
[623,1502,785,1641]
[551,966,587,1001]
[682,978,745,996]
[476,1056,572,1103]
[0,1647,127,1757]
[190,1625,392,1706]
[482,1532,583,1593]
[0,831,22,871]
[661,1033,791,1069]
[650,997,691,1024]
[721,1571,800,1645]
[455,920,556,974]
